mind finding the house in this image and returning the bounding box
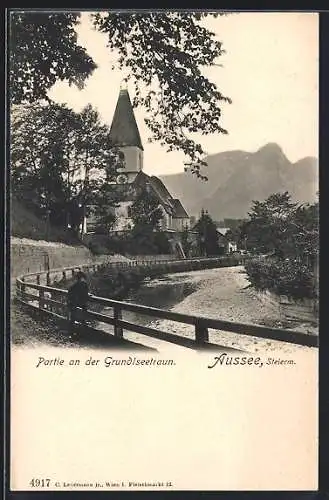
[84,88,190,234]
[216,227,238,253]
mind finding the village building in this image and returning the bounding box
[84,88,190,236]
[216,227,238,253]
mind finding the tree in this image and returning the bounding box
[243,192,298,256]
[130,186,164,231]
[194,209,220,256]
[181,223,192,257]
[243,192,319,299]
[125,186,167,254]
[11,102,122,233]
[10,11,231,177]
[288,201,319,267]
[9,13,96,104]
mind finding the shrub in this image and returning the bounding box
[245,258,317,299]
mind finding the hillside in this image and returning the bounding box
[11,197,81,245]
[159,143,318,220]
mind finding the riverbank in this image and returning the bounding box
[11,262,317,352]
[141,266,318,354]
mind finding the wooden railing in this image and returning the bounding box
[14,257,318,350]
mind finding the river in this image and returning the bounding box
[97,266,317,354]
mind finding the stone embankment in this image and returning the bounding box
[11,237,106,278]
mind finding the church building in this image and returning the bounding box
[84,88,190,234]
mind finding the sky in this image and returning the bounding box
[48,12,319,176]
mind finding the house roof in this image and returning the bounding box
[171,199,189,218]
[109,89,144,150]
[216,227,231,236]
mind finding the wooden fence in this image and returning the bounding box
[14,257,318,350]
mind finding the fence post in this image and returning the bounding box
[113,305,123,338]
[46,272,50,286]
[36,274,40,285]
[195,320,209,345]
[21,277,26,301]
[39,289,45,310]
[62,270,66,280]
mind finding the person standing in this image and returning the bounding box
[67,271,89,331]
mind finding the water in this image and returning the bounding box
[94,271,200,336]
[119,274,198,326]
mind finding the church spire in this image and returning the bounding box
[109,88,143,150]
[119,78,128,91]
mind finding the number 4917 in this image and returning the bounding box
[30,478,50,487]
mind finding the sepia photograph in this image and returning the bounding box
[8,9,319,491]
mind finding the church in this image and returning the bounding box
[84,88,190,235]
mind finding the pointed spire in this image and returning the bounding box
[109,88,143,150]
[119,78,128,91]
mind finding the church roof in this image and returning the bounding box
[109,89,144,150]
[132,173,189,217]
[148,176,173,207]
[171,199,189,218]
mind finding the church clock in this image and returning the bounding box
[116,173,128,184]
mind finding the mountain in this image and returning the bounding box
[159,143,318,220]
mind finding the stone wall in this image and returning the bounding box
[257,289,318,324]
[11,238,99,278]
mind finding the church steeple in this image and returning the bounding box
[109,88,144,182]
[109,88,143,150]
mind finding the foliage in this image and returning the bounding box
[130,185,164,231]
[152,231,172,254]
[123,232,163,256]
[241,192,319,299]
[240,192,318,264]
[10,11,231,176]
[9,12,96,104]
[245,258,317,300]
[11,102,122,234]
[181,224,192,257]
[222,218,244,230]
[84,232,125,255]
[194,209,220,256]
[85,229,171,256]
[241,192,298,256]
[11,196,81,245]
[92,210,117,234]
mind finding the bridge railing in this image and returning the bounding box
[15,257,318,350]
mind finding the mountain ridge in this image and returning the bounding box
[159,143,318,220]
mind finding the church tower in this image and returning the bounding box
[109,88,144,184]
